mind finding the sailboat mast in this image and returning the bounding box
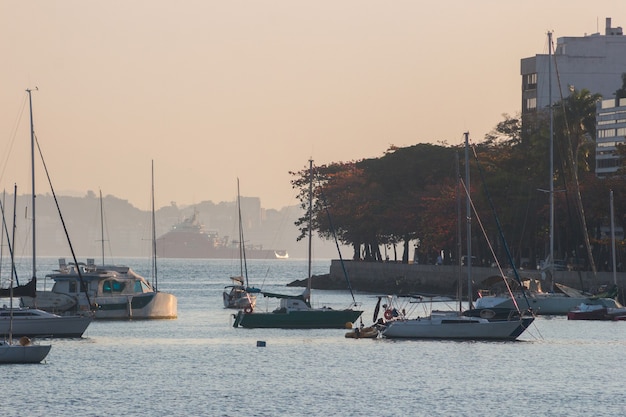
[464,132,472,309]
[100,190,105,265]
[548,31,555,291]
[610,190,617,286]
[236,178,249,287]
[307,159,313,296]
[151,160,158,291]
[27,88,36,282]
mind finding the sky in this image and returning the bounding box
[2,1,626,212]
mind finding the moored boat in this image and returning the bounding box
[567,298,626,321]
[0,306,91,338]
[22,259,177,320]
[233,160,363,329]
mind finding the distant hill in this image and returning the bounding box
[1,192,345,260]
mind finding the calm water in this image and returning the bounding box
[3,257,626,416]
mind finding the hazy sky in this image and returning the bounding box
[2,1,625,212]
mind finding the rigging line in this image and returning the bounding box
[0,95,28,185]
[552,49,598,282]
[313,166,357,305]
[34,134,92,308]
[0,191,21,286]
[459,177,521,312]
[469,144,532,312]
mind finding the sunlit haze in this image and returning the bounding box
[2,1,625,211]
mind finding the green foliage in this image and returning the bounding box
[290,103,626,267]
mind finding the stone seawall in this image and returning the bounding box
[327,260,626,295]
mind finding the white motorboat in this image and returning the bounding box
[22,259,177,320]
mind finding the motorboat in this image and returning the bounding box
[567,298,626,321]
[22,259,177,320]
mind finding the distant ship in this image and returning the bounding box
[156,211,288,259]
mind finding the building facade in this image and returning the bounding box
[596,98,626,176]
[521,17,626,175]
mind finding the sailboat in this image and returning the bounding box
[567,190,626,320]
[6,88,92,337]
[223,179,260,310]
[233,160,363,329]
[0,186,51,363]
[0,258,51,363]
[474,32,593,315]
[381,133,535,340]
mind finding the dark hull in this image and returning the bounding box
[156,232,286,259]
[234,309,363,329]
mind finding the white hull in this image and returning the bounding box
[475,294,592,315]
[22,261,178,320]
[0,308,91,338]
[90,292,178,320]
[0,342,51,364]
[381,313,533,340]
[22,292,77,313]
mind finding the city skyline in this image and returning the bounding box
[2,2,625,211]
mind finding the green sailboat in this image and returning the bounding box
[233,160,362,329]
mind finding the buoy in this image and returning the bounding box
[256,340,266,347]
[19,336,31,346]
[345,322,353,329]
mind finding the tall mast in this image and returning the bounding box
[307,159,313,299]
[548,31,555,291]
[610,190,617,286]
[26,88,36,282]
[151,160,158,291]
[464,132,472,309]
[100,189,105,264]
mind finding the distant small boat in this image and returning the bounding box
[345,325,379,339]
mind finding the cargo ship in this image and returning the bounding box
[156,211,288,259]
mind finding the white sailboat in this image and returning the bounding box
[0,185,51,364]
[223,179,259,310]
[8,88,92,337]
[381,133,534,340]
[474,32,593,315]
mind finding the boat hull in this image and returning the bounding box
[381,316,534,340]
[234,309,363,329]
[475,294,591,315]
[21,292,77,314]
[0,343,51,364]
[0,311,91,338]
[345,326,379,339]
[92,292,178,320]
[223,291,256,309]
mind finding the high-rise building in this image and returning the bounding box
[520,17,626,175]
[596,98,626,176]
[521,17,625,114]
